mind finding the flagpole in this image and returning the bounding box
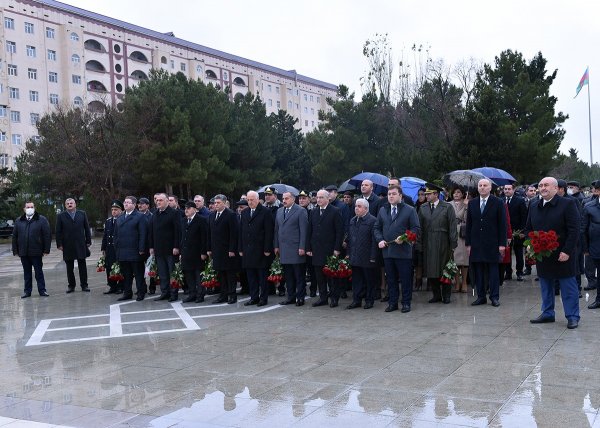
[588,68,593,165]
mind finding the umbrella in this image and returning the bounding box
[256,183,299,197]
[472,167,516,186]
[338,179,357,193]
[443,170,497,193]
[399,177,426,201]
[348,172,389,196]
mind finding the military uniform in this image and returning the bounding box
[101,214,122,294]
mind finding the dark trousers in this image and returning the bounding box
[472,262,499,301]
[283,263,306,301]
[218,270,237,299]
[383,258,413,306]
[592,259,600,302]
[21,256,46,294]
[313,266,329,303]
[184,267,205,299]
[65,258,88,289]
[155,255,174,296]
[539,276,579,321]
[105,247,120,291]
[246,268,268,303]
[586,256,598,290]
[429,277,450,300]
[508,239,525,276]
[121,260,145,297]
[351,266,375,305]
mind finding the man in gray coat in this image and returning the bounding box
[274,191,309,306]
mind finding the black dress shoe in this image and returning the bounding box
[278,290,286,296]
[385,305,398,312]
[212,297,227,304]
[530,314,555,324]
[401,305,411,313]
[428,297,442,303]
[21,293,31,299]
[168,295,178,302]
[381,296,389,302]
[516,275,524,282]
[309,291,317,298]
[490,299,500,307]
[117,295,132,301]
[81,287,90,292]
[363,303,373,309]
[245,299,259,306]
[584,285,597,291]
[554,289,560,296]
[148,290,156,295]
[588,301,600,309]
[312,300,328,307]
[182,296,196,303]
[346,302,361,309]
[567,319,579,329]
[296,299,305,306]
[442,298,451,304]
[195,296,205,303]
[279,300,295,305]
[136,295,145,301]
[103,289,117,295]
[471,298,487,306]
[39,291,49,297]
[227,297,237,304]
[66,288,75,294]
[329,301,338,308]
[154,294,170,301]
[257,301,268,307]
[340,291,348,299]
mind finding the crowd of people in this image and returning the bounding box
[11,176,600,329]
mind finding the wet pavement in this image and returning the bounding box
[1,240,600,427]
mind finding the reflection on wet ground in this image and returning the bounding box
[1,244,600,427]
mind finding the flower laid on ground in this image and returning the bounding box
[201,258,219,289]
[387,230,417,246]
[170,262,184,289]
[96,255,106,272]
[323,255,352,279]
[267,257,283,283]
[108,262,124,282]
[524,230,559,261]
[440,259,458,285]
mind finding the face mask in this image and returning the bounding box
[25,208,35,216]
[566,188,574,196]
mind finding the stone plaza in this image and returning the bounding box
[1,240,599,427]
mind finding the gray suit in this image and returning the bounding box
[274,204,308,301]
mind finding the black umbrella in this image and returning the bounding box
[256,183,299,197]
[443,170,497,193]
[338,179,357,193]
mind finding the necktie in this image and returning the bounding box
[187,218,191,225]
[391,206,397,220]
[430,203,434,214]
[250,209,254,218]
[320,209,324,216]
[216,211,220,221]
[284,208,290,219]
[112,218,115,227]
[507,197,511,205]
[480,199,486,213]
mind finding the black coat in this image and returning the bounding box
[362,193,383,217]
[306,204,344,266]
[526,195,580,278]
[12,212,51,257]
[505,195,528,232]
[238,204,274,269]
[101,216,118,263]
[55,210,91,261]
[148,206,181,257]
[346,213,378,267]
[180,214,208,270]
[207,208,239,271]
[465,195,507,263]
[114,211,147,262]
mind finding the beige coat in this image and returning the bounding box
[451,200,469,266]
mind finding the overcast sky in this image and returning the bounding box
[69,0,598,164]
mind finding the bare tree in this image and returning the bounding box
[453,57,481,109]
[361,33,394,103]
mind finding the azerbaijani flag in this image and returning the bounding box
[575,67,589,98]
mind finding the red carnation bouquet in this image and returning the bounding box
[387,230,417,246]
[201,259,219,289]
[323,255,352,279]
[108,262,124,282]
[524,230,559,261]
[96,255,106,272]
[267,257,283,283]
[170,261,184,289]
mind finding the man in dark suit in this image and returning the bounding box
[274,191,308,306]
[346,198,378,309]
[503,183,528,281]
[374,185,420,313]
[148,193,181,301]
[208,194,239,304]
[360,179,383,217]
[114,196,148,301]
[194,195,211,218]
[528,177,581,328]
[101,200,123,295]
[466,179,507,307]
[239,191,274,306]
[181,201,208,304]
[56,198,92,293]
[388,178,415,207]
[136,197,155,294]
[306,189,344,307]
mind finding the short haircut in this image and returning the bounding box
[65,198,76,204]
[168,194,177,200]
[125,195,137,204]
[24,201,34,207]
[387,184,402,195]
[214,194,227,202]
[355,198,369,209]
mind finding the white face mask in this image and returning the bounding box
[566,188,575,196]
[25,208,35,216]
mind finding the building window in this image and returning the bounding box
[276,101,281,109]
[304,107,308,114]
[49,94,59,105]
[288,100,292,109]
[180,63,186,72]
[73,96,83,107]
[26,45,36,57]
[12,134,22,146]
[196,64,202,74]
[170,60,174,69]
[317,96,320,103]
[287,88,292,95]
[72,75,81,84]
[304,94,308,101]
[295,103,299,109]
[268,99,273,107]
[10,111,21,123]
[0,133,5,143]
[310,95,314,102]
[0,154,7,167]
[7,65,17,76]
[30,113,40,125]
[223,71,228,81]
[9,88,19,99]
[305,120,308,126]
[49,72,58,83]
[6,41,16,54]
[4,17,14,30]
[311,108,315,115]
[46,27,55,38]
[70,32,79,41]
[0,106,5,117]
[71,54,80,64]
[295,89,299,96]
[47,49,56,61]
[276,86,280,94]
[29,90,39,102]
[24,22,34,34]
[268,84,272,92]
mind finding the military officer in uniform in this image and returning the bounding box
[101,200,124,294]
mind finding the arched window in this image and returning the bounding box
[71,54,80,64]
[205,70,217,79]
[84,39,105,52]
[85,60,106,72]
[233,77,246,86]
[130,70,148,80]
[161,56,167,64]
[196,64,203,73]
[87,80,107,92]
[129,51,148,62]
[87,100,105,113]
[73,96,83,107]
[70,32,79,41]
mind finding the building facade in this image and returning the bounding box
[0,0,337,168]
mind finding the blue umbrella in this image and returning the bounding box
[472,167,516,186]
[348,172,389,195]
[399,177,426,201]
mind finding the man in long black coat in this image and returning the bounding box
[148,193,181,301]
[239,191,274,306]
[181,201,208,304]
[306,189,344,307]
[465,179,507,307]
[56,198,92,293]
[208,194,239,304]
[101,200,123,294]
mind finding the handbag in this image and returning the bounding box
[459,223,467,239]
